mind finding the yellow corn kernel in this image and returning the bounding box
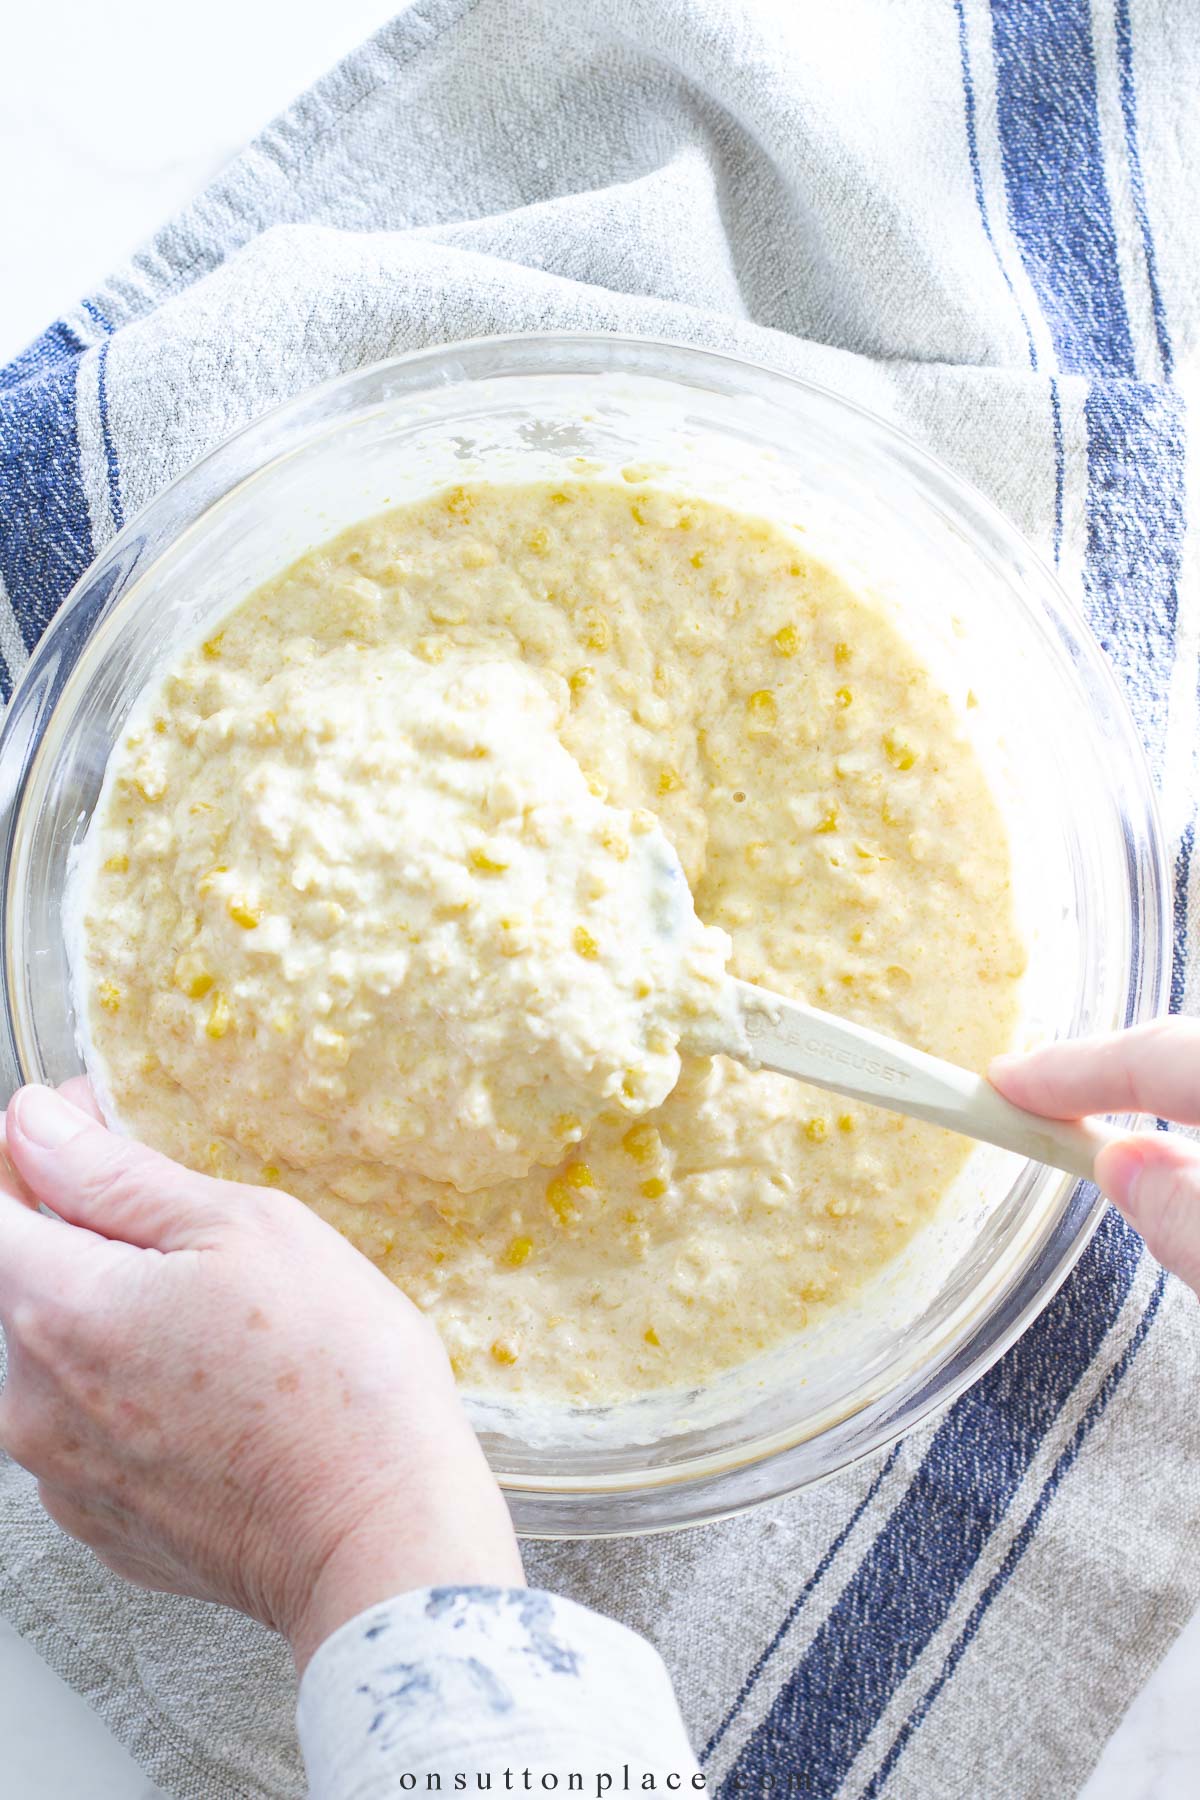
[153,717,168,735]
[585,773,608,800]
[573,925,599,960]
[657,766,682,795]
[228,898,261,930]
[883,733,917,771]
[554,1113,582,1140]
[640,1177,667,1199]
[201,632,224,659]
[173,953,214,1000]
[189,801,213,816]
[568,665,594,696]
[630,500,648,525]
[97,980,121,1014]
[744,840,767,868]
[546,1177,576,1224]
[644,1326,661,1347]
[490,1340,519,1366]
[582,613,611,652]
[805,1116,828,1143]
[621,1068,641,1100]
[205,991,233,1039]
[631,807,656,834]
[837,1113,855,1133]
[444,485,472,517]
[526,527,549,555]
[834,641,852,666]
[198,864,228,897]
[747,688,777,725]
[633,978,652,999]
[134,770,165,803]
[789,560,804,577]
[103,853,129,874]
[448,1354,465,1380]
[690,550,705,569]
[773,623,799,657]
[504,1236,534,1267]
[966,688,979,709]
[550,490,571,505]
[469,846,509,875]
[622,1122,659,1163]
[261,1165,281,1185]
[495,916,524,958]
[815,807,839,835]
[835,686,853,708]
[600,826,629,860]
[565,1161,595,1190]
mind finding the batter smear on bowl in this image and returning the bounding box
[79,479,1025,1402]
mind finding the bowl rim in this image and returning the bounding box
[0,330,1172,1534]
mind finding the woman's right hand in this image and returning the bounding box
[991,1019,1200,1295]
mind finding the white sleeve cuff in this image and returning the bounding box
[296,1584,702,1800]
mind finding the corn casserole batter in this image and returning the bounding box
[79,478,1024,1402]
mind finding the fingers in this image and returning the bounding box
[0,1080,108,1210]
[1095,1132,1200,1294]
[0,1127,35,1207]
[5,1086,233,1252]
[990,1018,1200,1126]
[0,1194,65,1312]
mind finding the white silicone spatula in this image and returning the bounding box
[720,980,1119,1182]
[641,822,1123,1184]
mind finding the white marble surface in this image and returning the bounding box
[0,2,1192,1794]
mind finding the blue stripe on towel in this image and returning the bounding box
[1172,824,1194,1014]
[96,341,125,533]
[988,0,1135,376]
[953,0,1037,370]
[1049,376,1064,564]
[858,1266,1169,1797]
[723,1210,1142,1797]
[1114,0,1174,378]
[1083,381,1185,776]
[0,320,86,394]
[702,1444,905,1764]
[0,359,92,695]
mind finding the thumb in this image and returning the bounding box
[5,1085,234,1252]
[1095,1132,1200,1296]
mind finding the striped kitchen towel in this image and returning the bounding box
[1,2,1199,1795]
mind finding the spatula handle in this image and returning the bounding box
[732,981,1122,1182]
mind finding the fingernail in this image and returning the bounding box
[14,1086,90,1151]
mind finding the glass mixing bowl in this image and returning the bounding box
[0,335,1168,1536]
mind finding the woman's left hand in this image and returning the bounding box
[0,1081,522,1672]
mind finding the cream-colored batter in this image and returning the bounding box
[80,478,1024,1403]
